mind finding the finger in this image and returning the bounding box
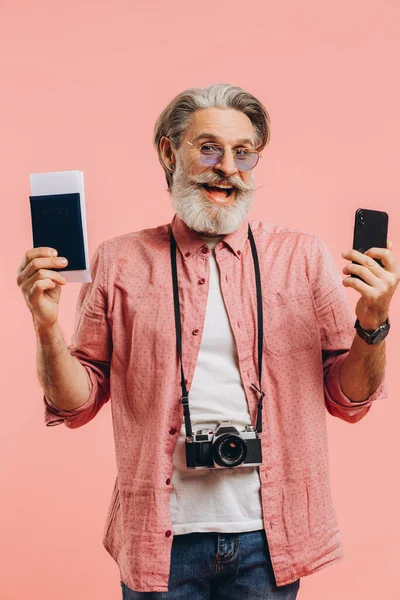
[342,275,376,296]
[342,249,387,278]
[17,255,67,286]
[363,246,396,271]
[27,268,67,286]
[341,248,366,262]
[342,263,381,286]
[17,247,58,273]
[28,278,58,303]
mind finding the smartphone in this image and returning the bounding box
[351,208,389,280]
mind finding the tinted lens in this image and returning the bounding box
[199,146,258,171]
[200,146,223,166]
[234,152,259,171]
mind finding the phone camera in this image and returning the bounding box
[358,212,365,225]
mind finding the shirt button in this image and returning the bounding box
[166,478,171,485]
[165,530,172,538]
[185,252,191,257]
[201,246,209,254]
[192,329,199,336]
[198,278,206,285]
[169,428,177,435]
[237,250,241,256]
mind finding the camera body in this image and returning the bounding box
[185,421,262,469]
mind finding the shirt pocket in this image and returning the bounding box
[262,291,318,356]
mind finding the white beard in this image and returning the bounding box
[170,160,255,236]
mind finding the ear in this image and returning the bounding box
[159,136,175,170]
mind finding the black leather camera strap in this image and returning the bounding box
[170,224,265,439]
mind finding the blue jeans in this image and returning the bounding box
[120,529,300,599]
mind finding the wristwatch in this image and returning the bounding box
[354,317,390,344]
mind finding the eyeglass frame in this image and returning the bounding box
[185,140,262,171]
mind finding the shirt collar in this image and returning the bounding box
[170,214,249,261]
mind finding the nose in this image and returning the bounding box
[213,149,239,177]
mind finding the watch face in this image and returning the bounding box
[371,328,389,344]
[355,319,390,344]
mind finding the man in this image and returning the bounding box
[17,83,399,599]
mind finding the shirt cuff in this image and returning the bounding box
[43,365,98,427]
[325,351,388,408]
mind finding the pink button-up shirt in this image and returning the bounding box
[43,214,387,593]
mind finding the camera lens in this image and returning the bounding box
[359,212,365,225]
[223,440,241,459]
[212,434,247,467]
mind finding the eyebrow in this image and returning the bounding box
[192,133,255,147]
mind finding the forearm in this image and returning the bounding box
[339,333,386,403]
[35,320,91,411]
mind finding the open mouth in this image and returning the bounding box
[201,183,234,199]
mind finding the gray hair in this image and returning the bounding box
[152,82,271,191]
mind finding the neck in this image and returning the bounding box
[192,229,225,239]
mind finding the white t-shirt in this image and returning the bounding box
[169,235,264,535]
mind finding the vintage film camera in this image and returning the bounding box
[186,421,262,469]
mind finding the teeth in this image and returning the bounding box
[205,184,232,189]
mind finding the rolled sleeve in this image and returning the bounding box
[44,242,112,429]
[324,351,388,421]
[44,363,99,427]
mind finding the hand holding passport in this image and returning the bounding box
[29,170,92,283]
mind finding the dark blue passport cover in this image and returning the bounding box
[29,192,86,271]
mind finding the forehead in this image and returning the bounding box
[184,107,255,145]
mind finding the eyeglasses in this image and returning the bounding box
[186,141,262,171]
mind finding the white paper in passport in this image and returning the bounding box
[29,170,92,282]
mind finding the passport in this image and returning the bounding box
[29,192,86,272]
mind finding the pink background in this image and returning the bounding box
[1,1,399,598]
